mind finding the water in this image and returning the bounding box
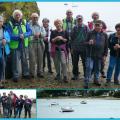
[37,98,120,118]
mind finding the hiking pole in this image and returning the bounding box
[2,46,5,86]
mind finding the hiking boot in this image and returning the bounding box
[93,81,101,86]
[101,73,106,78]
[71,76,79,80]
[114,81,120,85]
[54,74,60,81]
[105,81,111,86]
[13,77,18,82]
[37,73,44,78]
[23,75,31,79]
[63,76,68,83]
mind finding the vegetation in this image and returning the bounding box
[37,89,120,98]
[0,2,39,21]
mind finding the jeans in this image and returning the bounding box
[15,107,22,118]
[0,57,3,81]
[11,48,29,79]
[106,55,120,82]
[84,57,101,86]
[24,108,31,118]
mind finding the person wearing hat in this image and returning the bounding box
[88,12,107,78]
[42,18,53,74]
[84,20,108,88]
[29,13,46,78]
[0,16,10,88]
[7,9,32,82]
[106,23,120,86]
[71,15,89,80]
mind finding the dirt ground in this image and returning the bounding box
[3,53,120,89]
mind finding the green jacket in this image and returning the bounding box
[8,19,32,49]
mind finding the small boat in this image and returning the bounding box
[80,101,87,104]
[61,107,74,112]
[51,102,59,106]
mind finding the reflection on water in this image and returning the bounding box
[37,98,120,118]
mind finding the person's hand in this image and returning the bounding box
[2,39,6,46]
[20,34,24,40]
[114,44,119,50]
[56,36,63,40]
[34,33,40,39]
[89,39,94,45]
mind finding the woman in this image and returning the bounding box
[50,19,68,83]
[0,16,10,88]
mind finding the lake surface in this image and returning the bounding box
[37,98,120,118]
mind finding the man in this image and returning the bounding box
[88,12,107,78]
[71,15,89,80]
[63,9,75,67]
[29,13,46,78]
[1,92,8,118]
[0,16,10,88]
[42,18,53,74]
[14,95,24,118]
[84,20,108,88]
[7,9,32,82]
[106,23,120,85]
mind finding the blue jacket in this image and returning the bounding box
[0,28,10,58]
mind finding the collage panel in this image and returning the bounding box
[0,2,120,89]
[0,89,36,118]
[37,89,120,118]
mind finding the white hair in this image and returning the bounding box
[12,9,23,19]
[31,13,39,18]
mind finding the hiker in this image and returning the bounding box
[106,23,120,85]
[7,9,32,82]
[71,15,89,80]
[1,92,8,118]
[50,19,68,83]
[24,95,32,118]
[29,13,45,78]
[9,91,18,117]
[6,94,12,118]
[0,16,10,88]
[63,9,75,66]
[84,20,108,88]
[88,12,107,78]
[15,95,24,118]
[42,18,53,74]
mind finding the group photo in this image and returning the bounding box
[0,90,36,118]
[0,2,120,89]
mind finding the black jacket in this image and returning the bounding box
[108,33,120,57]
[86,30,108,58]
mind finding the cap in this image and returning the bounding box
[0,16,4,22]
[76,15,83,20]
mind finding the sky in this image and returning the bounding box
[37,2,120,31]
[0,90,36,98]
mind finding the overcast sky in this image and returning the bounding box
[0,90,36,98]
[38,2,120,31]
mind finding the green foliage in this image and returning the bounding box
[0,2,40,21]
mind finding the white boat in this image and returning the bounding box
[61,107,74,112]
[51,102,59,106]
[80,101,87,104]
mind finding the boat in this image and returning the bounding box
[51,102,59,106]
[80,101,87,104]
[61,107,74,112]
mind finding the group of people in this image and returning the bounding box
[0,9,120,88]
[0,91,32,118]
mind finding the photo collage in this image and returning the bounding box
[0,1,120,119]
